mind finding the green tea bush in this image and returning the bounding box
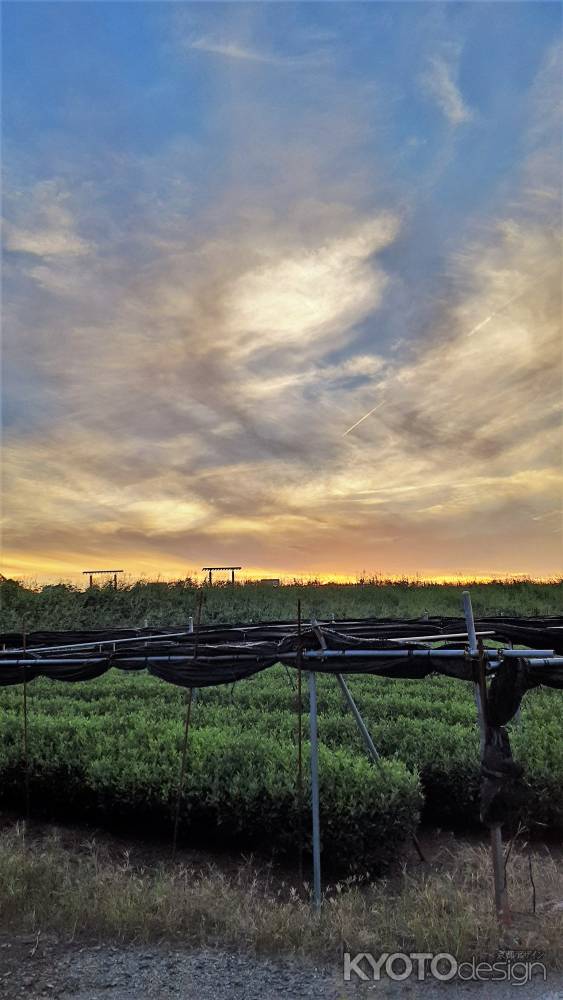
[0,709,422,868]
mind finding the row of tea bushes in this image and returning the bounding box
[0,711,422,868]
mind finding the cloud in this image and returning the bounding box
[1,29,561,582]
[187,35,293,67]
[3,180,92,258]
[224,215,399,355]
[420,51,473,125]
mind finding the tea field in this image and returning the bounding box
[0,579,561,868]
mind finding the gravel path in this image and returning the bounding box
[1,937,561,1000]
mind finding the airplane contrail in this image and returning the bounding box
[465,268,554,338]
[342,400,385,436]
[342,268,554,437]
[466,289,523,337]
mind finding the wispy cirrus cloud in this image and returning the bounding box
[1,16,561,583]
[187,35,290,66]
[420,49,473,125]
[185,32,328,69]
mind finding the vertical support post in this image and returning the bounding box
[188,615,197,704]
[22,624,30,823]
[296,599,304,882]
[231,569,235,585]
[308,670,321,912]
[191,594,204,705]
[208,569,212,586]
[172,687,193,860]
[463,590,486,755]
[491,823,506,916]
[463,591,509,922]
[113,573,118,591]
[89,574,93,588]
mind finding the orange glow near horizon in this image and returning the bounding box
[1,551,560,590]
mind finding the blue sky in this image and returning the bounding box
[2,3,562,581]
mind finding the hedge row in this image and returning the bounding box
[0,666,560,849]
[0,712,422,869]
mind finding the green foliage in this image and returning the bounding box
[0,579,561,861]
[0,697,421,867]
[1,577,562,630]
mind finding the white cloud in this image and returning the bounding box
[224,215,399,354]
[187,35,294,67]
[5,226,90,257]
[3,180,91,258]
[421,53,473,125]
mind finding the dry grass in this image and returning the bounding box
[0,823,561,967]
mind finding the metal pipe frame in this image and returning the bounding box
[1,651,561,668]
[336,673,380,760]
[308,670,322,912]
[463,591,486,756]
[5,631,195,655]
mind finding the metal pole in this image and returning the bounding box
[172,686,193,860]
[336,673,380,759]
[231,569,235,585]
[113,573,117,591]
[22,625,30,823]
[191,597,203,705]
[208,569,212,586]
[308,670,321,912]
[297,599,304,882]
[89,574,93,588]
[463,591,486,755]
[336,672,426,862]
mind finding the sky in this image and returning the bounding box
[1,2,562,585]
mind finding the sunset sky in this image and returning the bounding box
[2,2,562,585]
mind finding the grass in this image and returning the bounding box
[0,823,561,966]
[1,577,562,631]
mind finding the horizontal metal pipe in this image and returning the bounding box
[1,651,561,669]
[0,658,108,666]
[6,631,193,655]
[388,631,494,642]
[0,651,468,667]
[520,657,563,667]
[501,649,554,658]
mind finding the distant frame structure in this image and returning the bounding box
[83,569,124,590]
[202,566,242,585]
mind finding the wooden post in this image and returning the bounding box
[463,591,510,923]
[208,569,213,586]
